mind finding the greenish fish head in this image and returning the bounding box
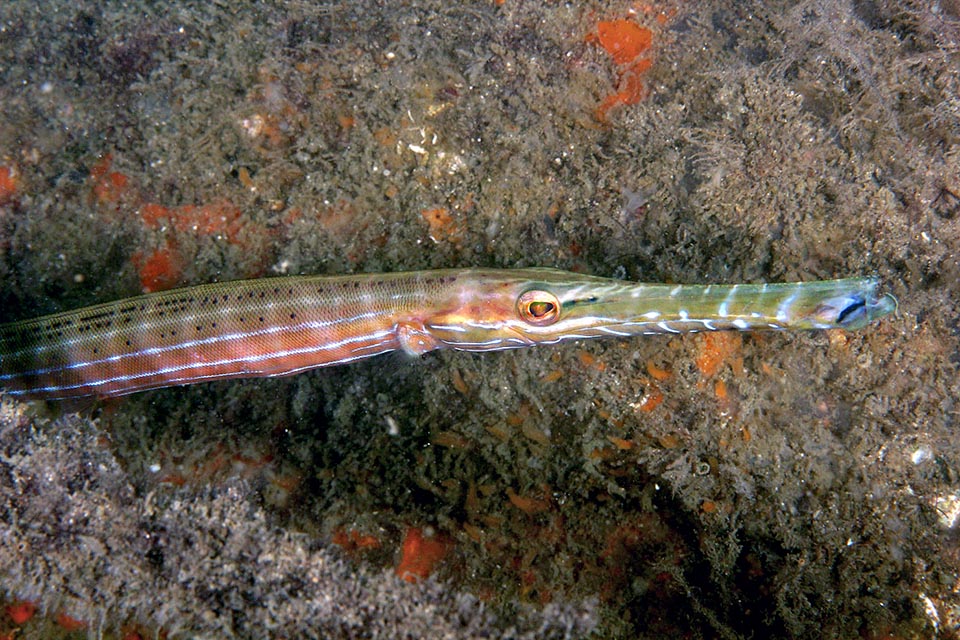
[800,287,898,330]
[421,269,898,352]
[422,268,656,351]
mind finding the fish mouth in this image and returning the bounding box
[813,289,898,329]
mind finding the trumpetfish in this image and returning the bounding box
[0,268,896,399]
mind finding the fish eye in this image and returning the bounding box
[517,290,561,326]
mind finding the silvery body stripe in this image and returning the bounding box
[0,311,390,380]
[0,271,471,399]
[0,299,384,361]
[25,329,396,396]
[0,269,895,399]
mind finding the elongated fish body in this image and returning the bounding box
[0,268,895,399]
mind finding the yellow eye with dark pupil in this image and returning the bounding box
[528,301,554,317]
[517,290,561,326]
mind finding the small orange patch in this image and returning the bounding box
[506,487,550,514]
[89,153,113,181]
[157,471,188,486]
[271,473,302,493]
[138,203,171,228]
[451,368,469,394]
[586,19,656,121]
[541,369,564,383]
[432,430,471,449]
[421,206,464,244]
[485,425,510,442]
[314,197,360,239]
[594,61,652,119]
[646,360,672,381]
[607,435,634,450]
[714,378,728,401]
[577,349,607,371]
[696,332,743,378]
[6,600,36,625]
[637,386,664,412]
[332,528,382,552]
[139,201,244,240]
[506,407,527,427]
[93,171,130,204]
[520,422,551,446]
[588,444,616,460]
[657,433,680,448]
[592,20,653,65]
[132,243,183,293]
[179,202,242,237]
[0,165,21,204]
[465,481,482,516]
[55,612,87,632]
[137,198,273,273]
[237,166,255,190]
[463,522,484,542]
[372,126,397,147]
[89,154,133,205]
[396,527,453,583]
